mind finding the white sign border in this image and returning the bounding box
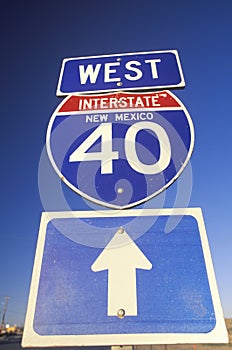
[56,49,185,96]
[22,208,228,347]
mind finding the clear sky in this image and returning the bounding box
[0,0,232,327]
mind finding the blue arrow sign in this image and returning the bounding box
[57,50,185,95]
[22,208,228,347]
[46,91,194,209]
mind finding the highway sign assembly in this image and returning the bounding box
[46,90,194,209]
[23,50,228,348]
[22,208,228,347]
[57,50,185,95]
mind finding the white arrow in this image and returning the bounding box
[91,227,152,317]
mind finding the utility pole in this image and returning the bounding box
[1,296,9,330]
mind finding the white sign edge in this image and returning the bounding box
[22,208,228,347]
[56,49,185,96]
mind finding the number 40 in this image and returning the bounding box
[69,122,171,175]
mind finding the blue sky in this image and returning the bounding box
[0,0,232,327]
